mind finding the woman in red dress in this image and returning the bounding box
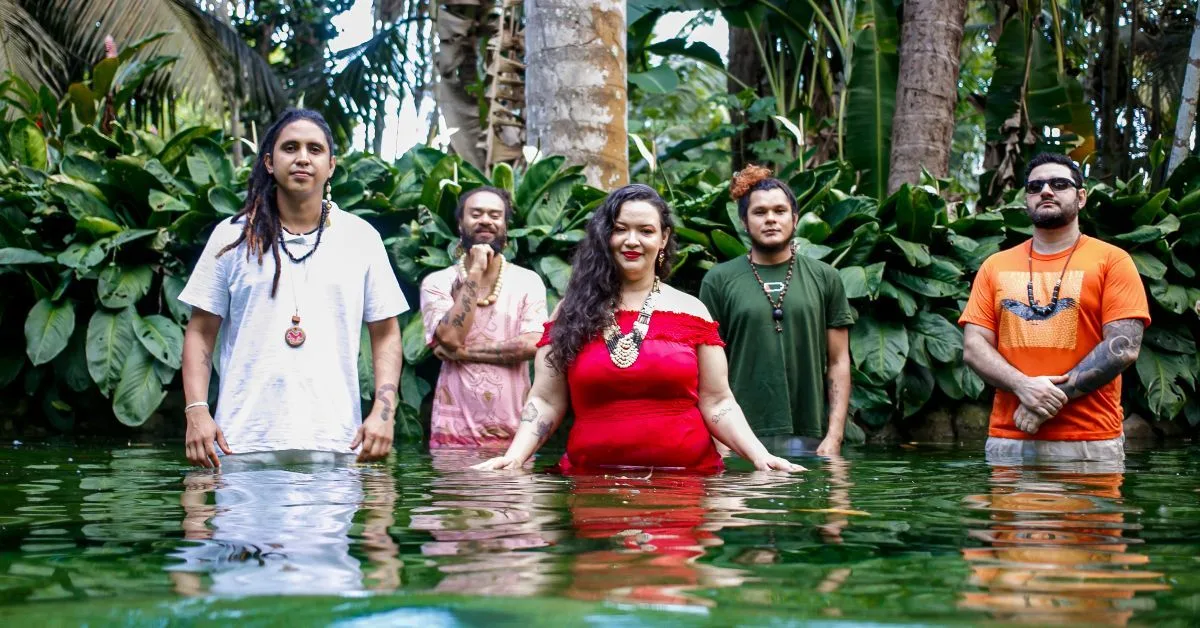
[472,184,802,474]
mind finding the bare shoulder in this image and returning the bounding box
[658,284,713,321]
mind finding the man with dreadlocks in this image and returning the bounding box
[699,165,854,457]
[178,109,408,467]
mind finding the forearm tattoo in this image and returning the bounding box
[520,402,539,424]
[1059,319,1143,398]
[709,403,733,425]
[450,280,478,329]
[535,419,553,444]
[375,384,397,421]
[200,349,212,370]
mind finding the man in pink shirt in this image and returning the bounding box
[420,187,549,448]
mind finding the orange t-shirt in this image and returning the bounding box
[958,235,1150,441]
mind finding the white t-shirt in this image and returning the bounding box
[179,204,408,454]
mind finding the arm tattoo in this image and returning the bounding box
[520,402,539,424]
[710,403,733,425]
[450,280,477,329]
[200,349,212,370]
[375,384,397,421]
[1058,319,1143,399]
[534,419,552,444]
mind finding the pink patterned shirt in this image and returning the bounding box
[420,263,548,448]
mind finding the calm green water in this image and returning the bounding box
[1,443,1198,626]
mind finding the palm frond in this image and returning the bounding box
[0,0,68,92]
[21,0,284,112]
[293,23,417,147]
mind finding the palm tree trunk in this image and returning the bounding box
[434,1,487,168]
[1168,1,1200,178]
[887,0,967,194]
[525,0,627,189]
[729,25,769,172]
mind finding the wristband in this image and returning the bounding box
[184,401,210,413]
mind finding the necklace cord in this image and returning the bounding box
[1026,234,1084,314]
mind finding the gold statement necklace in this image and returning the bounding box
[602,278,661,369]
[456,254,506,306]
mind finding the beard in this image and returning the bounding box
[460,230,506,254]
[748,228,795,255]
[1026,198,1080,229]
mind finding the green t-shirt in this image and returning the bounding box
[699,254,854,437]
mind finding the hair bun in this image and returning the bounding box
[731,164,774,200]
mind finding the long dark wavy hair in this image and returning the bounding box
[217,108,336,297]
[547,184,677,373]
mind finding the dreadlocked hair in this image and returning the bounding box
[216,109,336,297]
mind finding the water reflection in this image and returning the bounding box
[961,459,1171,624]
[167,451,400,595]
[408,450,564,596]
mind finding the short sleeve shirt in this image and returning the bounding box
[700,255,854,437]
[178,204,409,453]
[420,263,548,448]
[958,235,1150,441]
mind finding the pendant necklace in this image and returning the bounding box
[285,260,310,347]
[279,201,330,348]
[748,243,796,333]
[1025,234,1084,317]
[603,278,661,368]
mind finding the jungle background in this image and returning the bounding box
[1,0,1198,444]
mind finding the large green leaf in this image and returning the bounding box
[909,311,963,363]
[0,248,54,265]
[133,314,184,369]
[1114,215,1181,244]
[97,265,153,308]
[402,313,429,364]
[629,64,680,94]
[850,314,908,385]
[888,235,931,268]
[537,255,573,295]
[838,262,885,299]
[57,240,110,271]
[148,190,190,213]
[1129,251,1168,281]
[48,177,118,222]
[24,298,76,366]
[185,138,233,186]
[8,119,48,171]
[843,0,898,198]
[112,345,166,426]
[86,307,137,396]
[1136,346,1193,419]
[162,275,191,324]
[207,186,241,216]
[900,365,935,418]
[515,156,567,218]
[1150,281,1190,315]
[711,229,748,259]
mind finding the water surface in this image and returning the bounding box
[1,443,1198,626]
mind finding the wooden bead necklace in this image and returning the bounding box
[748,243,796,333]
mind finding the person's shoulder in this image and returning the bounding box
[209,215,244,238]
[506,262,545,286]
[702,256,750,287]
[795,253,839,278]
[330,205,384,241]
[1085,235,1132,260]
[420,265,457,289]
[660,284,713,321]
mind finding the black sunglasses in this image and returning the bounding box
[1025,177,1079,194]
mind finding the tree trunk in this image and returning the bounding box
[728,26,769,172]
[435,1,488,168]
[525,0,627,189]
[1168,1,1200,178]
[887,0,967,194]
[1097,0,1124,180]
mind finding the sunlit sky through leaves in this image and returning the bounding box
[330,2,728,160]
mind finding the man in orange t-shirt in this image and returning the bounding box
[959,153,1150,461]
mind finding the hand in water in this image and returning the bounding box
[752,454,806,472]
[184,410,232,468]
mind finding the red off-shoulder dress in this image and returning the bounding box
[537,310,725,473]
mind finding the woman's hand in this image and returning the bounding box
[470,455,526,471]
[751,454,806,472]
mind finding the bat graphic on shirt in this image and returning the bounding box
[1000,297,1078,322]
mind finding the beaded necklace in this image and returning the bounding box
[455,253,506,306]
[1025,234,1084,317]
[602,278,661,369]
[748,243,796,333]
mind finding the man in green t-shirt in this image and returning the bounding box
[699,166,854,456]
